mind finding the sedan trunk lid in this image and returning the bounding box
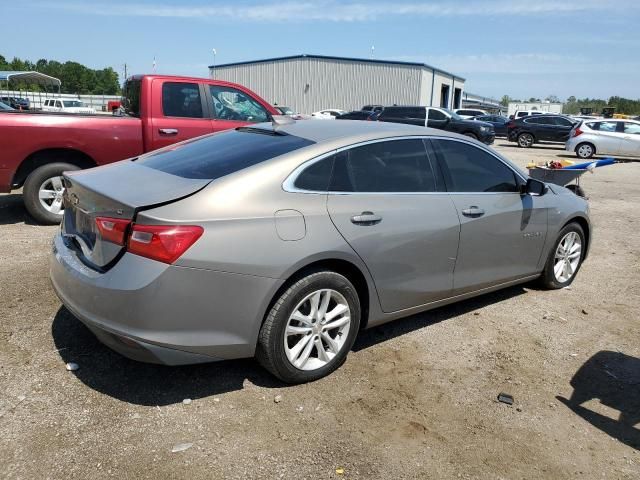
[61,160,209,269]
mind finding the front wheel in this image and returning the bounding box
[539,223,586,289]
[23,163,79,224]
[463,132,478,140]
[517,133,535,148]
[256,271,361,383]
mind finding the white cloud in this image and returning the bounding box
[39,0,634,22]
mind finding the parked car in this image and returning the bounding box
[473,114,509,136]
[362,104,384,113]
[0,74,278,224]
[42,99,96,114]
[0,100,14,110]
[377,106,495,144]
[632,116,640,121]
[1,96,30,110]
[311,109,348,119]
[507,114,577,148]
[336,110,378,120]
[454,108,487,119]
[566,119,640,159]
[50,119,591,383]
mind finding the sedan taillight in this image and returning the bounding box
[127,224,203,264]
[95,217,131,246]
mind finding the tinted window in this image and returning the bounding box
[516,112,528,117]
[330,139,436,192]
[428,109,447,120]
[381,107,424,119]
[432,139,519,193]
[294,156,334,191]
[623,122,640,134]
[209,85,268,122]
[553,116,574,127]
[122,79,141,117]
[525,116,552,125]
[162,82,203,118]
[137,129,314,180]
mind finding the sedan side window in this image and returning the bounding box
[330,139,436,193]
[431,139,519,193]
[294,156,334,191]
[209,85,269,123]
[623,122,640,134]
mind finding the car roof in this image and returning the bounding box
[251,118,460,144]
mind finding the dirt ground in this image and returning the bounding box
[1,140,638,479]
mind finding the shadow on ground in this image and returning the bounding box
[0,193,36,225]
[52,285,528,406]
[557,350,640,450]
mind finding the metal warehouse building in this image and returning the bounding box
[209,54,465,114]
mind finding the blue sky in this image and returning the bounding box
[3,0,639,100]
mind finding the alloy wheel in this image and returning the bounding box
[518,134,534,148]
[38,176,65,215]
[553,231,582,283]
[284,289,351,371]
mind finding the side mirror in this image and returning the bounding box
[522,178,546,196]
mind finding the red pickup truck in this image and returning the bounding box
[0,74,278,223]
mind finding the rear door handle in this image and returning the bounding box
[350,211,382,226]
[159,128,179,135]
[461,206,485,217]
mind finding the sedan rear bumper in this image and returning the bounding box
[50,233,280,365]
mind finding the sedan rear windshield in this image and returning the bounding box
[135,128,315,180]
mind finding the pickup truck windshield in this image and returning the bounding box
[135,128,314,180]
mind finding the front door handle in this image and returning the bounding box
[159,128,179,135]
[350,211,382,226]
[461,206,485,218]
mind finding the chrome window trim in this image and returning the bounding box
[282,135,526,195]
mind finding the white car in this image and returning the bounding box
[566,119,640,159]
[42,99,96,114]
[311,109,348,119]
[454,108,487,119]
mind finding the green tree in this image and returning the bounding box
[500,95,512,107]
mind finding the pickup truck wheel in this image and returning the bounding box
[23,163,79,224]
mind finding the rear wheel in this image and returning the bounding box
[517,133,535,148]
[256,271,360,383]
[539,223,585,289]
[23,163,79,224]
[575,142,595,159]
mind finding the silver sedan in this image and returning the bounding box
[51,119,591,383]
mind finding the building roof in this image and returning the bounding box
[0,70,61,87]
[210,54,465,81]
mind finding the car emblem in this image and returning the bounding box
[70,193,80,206]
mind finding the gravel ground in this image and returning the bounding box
[1,140,638,479]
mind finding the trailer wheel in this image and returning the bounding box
[23,163,79,224]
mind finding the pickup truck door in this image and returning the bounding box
[149,80,213,151]
[205,84,271,132]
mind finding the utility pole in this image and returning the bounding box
[212,48,217,78]
[123,63,128,80]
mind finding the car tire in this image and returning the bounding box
[463,132,478,140]
[575,142,595,159]
[256,270,361,384]
[517,133,535,148]
[539,222,586,289]
[23,163,79,225]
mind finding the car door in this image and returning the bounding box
[552,116,576,142]
[587,121,623,155]
[326,138,460,312]
[429,138,548,293]
[150,80,213,150]
[207,84,271,132]
[620,122,640,157]
[427,108,449,130]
